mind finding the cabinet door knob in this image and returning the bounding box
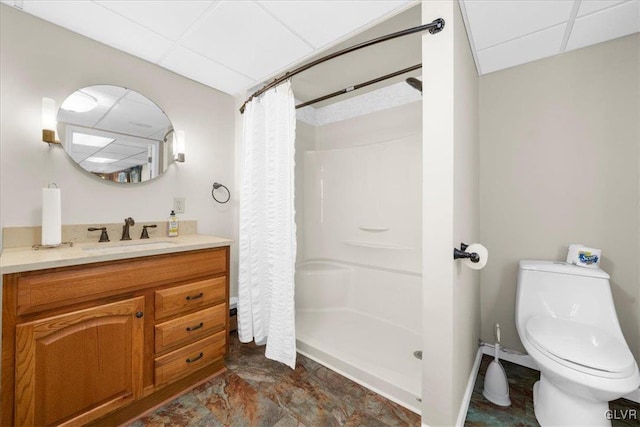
[136,311,144,318]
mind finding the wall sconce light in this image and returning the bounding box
[42,97,59,144]
[174,130,185,162]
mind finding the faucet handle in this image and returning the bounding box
[88,227,110,242]
[140,224,157,239]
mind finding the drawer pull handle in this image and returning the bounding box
[186,322,204,332]
[185,292,204,301]
[186,352,204,364]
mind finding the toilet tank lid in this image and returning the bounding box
[519,260,610,280]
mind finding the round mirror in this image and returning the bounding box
[56,85,174,183]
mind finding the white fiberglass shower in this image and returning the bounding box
[294,97,422,413]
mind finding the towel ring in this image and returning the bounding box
[211,182,230,204]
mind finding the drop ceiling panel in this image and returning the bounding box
[159,46,255,95]
[18,1,173,63]
[8,0,638,98]
[259,0,410,49]
[181,1,313,80]
[477,24,567,74]
[99,101,170,139]
[464,0,573,50]
[95,0,216,41]
[567,0,640,51]
[577,0,626,17]
[101,143,147,156]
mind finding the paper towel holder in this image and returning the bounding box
[453,242,480,263]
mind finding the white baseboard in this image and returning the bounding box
[456,347,484,427]
[480,343,538,370]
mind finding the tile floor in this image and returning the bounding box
[130,332,420,426]
[131,334,639,426]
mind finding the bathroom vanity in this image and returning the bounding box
[0,234,231,426]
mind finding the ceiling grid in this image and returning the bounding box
[2,0,638,96]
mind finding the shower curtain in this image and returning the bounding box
[238,80,297,368]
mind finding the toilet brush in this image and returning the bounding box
[482,323,511,406]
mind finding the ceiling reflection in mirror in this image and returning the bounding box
[56,85,174,183]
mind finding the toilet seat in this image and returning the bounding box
[525,316,636,379]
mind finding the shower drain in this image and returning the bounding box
[413,350,422,360]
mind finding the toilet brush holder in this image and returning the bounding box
[482,324,511,407]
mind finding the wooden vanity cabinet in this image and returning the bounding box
[15,297,145,427]
[1,246,229,427]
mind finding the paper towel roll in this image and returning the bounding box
[464,243,488,270]
[42,187,61,246]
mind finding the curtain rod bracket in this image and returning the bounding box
[429,18,445,34]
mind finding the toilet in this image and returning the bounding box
[515,260,639,426]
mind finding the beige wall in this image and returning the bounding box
[479,34,640,362]
[422,2,479,425]
[452,0,480,421]
[0,4,236,237]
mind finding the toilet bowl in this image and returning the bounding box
[515,260,639,426]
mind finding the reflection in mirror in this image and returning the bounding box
[56,85,174,183]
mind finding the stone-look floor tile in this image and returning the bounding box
[195,372,288,427]
[272,414,308,427]
[343,411,393,427]
[130,393,222,427]
[262,365,350,427]
[360,391,421,426]
[131,333,420,427]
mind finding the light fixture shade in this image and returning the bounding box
[42,97,58,143]
[174,130,185,162]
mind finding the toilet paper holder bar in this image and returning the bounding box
[453,243,480,263]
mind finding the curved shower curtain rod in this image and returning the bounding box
[239,17,445,114]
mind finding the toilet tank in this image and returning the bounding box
[515,260,623,340]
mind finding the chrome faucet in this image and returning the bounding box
[121,217,135,241]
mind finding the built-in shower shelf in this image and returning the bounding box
[358,226,390,232]
[343,240,412,250]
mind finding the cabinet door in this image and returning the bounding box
[15,297,144,427]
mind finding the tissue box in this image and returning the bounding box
[567,244,601,269]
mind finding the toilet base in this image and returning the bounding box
[533,375,611,427]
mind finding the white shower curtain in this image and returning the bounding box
[238,80,297,368]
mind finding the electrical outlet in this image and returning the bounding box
[174,197,185,214]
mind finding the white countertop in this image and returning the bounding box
[0,234,233,274]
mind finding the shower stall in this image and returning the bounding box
[294,98,422,412]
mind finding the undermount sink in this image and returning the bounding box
[82,240,178,254]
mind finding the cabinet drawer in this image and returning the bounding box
[155,304,226,353]
[154,331,226,387]
[155,277,226,320]
[16,248,227,315]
